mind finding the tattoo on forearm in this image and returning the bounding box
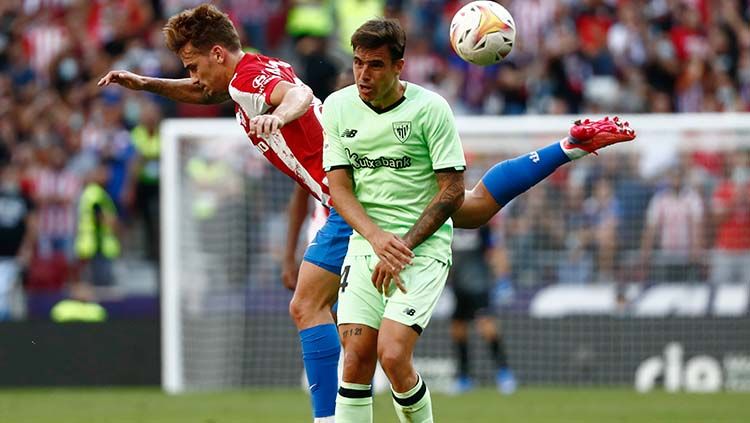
[403,172,464,249]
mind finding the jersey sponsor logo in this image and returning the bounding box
[252,74,271,90]
[341,129,358,138]
[251,59,292,92]
[346,148,412,170]
[392,121,411,143]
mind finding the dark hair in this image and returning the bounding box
[163,3,241,54]
[350,18,406,61]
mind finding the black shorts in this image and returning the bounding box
[450,254,493,320]
[452,289,491,321]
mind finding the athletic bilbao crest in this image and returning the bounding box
[392,121,411,143]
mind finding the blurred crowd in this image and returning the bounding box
[482,148,750,291]
[0,0,749,320]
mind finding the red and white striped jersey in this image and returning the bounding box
[33,168,81,238]
[23,23,68,78]
[229,53,330,206]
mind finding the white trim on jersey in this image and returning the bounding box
[229,82,271,118]
[306,202,329,244]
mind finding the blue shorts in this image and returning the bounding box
[302,208,352,275]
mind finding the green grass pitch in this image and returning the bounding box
[1,387,748,422]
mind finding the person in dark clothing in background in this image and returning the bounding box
[449,225,517,395]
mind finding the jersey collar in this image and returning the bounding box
[361,82,408,114]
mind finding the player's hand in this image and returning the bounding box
[97,70,146,90]
[281,255,299,291]
[368,230,413,273]
[372,261,407,295]
[249,115,285,137]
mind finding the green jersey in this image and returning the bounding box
[322,82,466,263]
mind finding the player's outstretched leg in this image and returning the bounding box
[453,116,635,229]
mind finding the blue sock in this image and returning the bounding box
[481,141,570,206]
[300,324,341,418]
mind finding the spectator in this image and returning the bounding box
[292,35,340,101]
[709,150,750,283]
[505,183,564,286]
[0,160,36,320]
[81,96,135,212]
[449,226,517,395]
[286,0,334,44]
[32,143,80,261]
[128,100,161,262]
[640,166,704,282]
[558,182,594,284]
[74,162,121,287]
[584,178,621,281]
[333,0,384,55]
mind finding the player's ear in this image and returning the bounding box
[212,45,225,64]
[394,58,405,74]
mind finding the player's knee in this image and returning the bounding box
[476,316,497,335]
[289,290,332,326]
[342,348,376,382]
[378,347,408,376]
[451,320,469,339]
[288,296,312,326]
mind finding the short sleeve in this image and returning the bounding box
[229,60,286,116]
[261,76,284,105]
[423,96,466,171]
[322,95,350,171]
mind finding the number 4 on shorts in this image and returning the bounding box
[340,265,351,293]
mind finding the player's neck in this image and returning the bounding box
[226,51,246,75]
[370,80,405,109]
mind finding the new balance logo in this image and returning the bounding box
[529,151,540,163]
[404,307,416,316]
[341,129,358,138]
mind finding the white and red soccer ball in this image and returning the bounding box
[449,1,516,66]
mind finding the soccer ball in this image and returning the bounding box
[449,1,516,66]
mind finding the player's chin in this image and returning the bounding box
[357,86,373,100]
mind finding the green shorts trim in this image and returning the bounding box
[337,255,449,332]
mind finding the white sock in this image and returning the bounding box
[560,138,589,160]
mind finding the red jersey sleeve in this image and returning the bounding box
[230,54,299,115]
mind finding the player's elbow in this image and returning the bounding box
[292,85,314,105]
[445,183,465,212]
[452,192,465,216]
[437,189,464,221]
